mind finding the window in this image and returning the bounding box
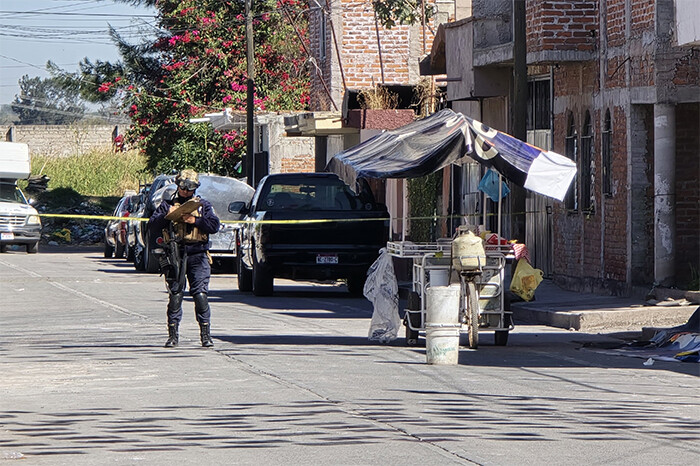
[319,8,327,61]
[580,111,594,213]
[564,113,578,211]
[602,109,612,197]
[527,79,551,131]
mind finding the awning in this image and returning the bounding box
[325,108,576,201]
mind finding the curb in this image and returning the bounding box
[512,303,698,331]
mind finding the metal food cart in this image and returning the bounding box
[387,227,514,349]
[324,109,577,349]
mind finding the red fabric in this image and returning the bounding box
[512,243,530,263]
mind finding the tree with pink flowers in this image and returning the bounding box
[56,0,310,176]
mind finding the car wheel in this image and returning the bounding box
[346,273,366,296]
[27,241,39,254]
[133,244,145,271]
[252,250,273,297]
[115,240,125,259]
[104,241,114,258]
[125,242,135,262]
[237,251,253,292]
[144,242,160,274]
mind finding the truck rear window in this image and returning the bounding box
[260,179,360,211]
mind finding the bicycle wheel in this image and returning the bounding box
[466,280,479,349]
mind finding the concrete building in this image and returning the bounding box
[424,0,699,294]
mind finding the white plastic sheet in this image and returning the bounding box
[363,248,400,343]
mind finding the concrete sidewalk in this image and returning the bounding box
[511,279,698,332]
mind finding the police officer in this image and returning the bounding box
[149,169,220,348]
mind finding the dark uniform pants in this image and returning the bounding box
[167,251,211,325]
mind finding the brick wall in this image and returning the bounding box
[552,61,635,294]
[279,154,315,173]
[673,49,700,86]
[309,0,437,111]
[675,103,700,286]
[606,0,626,47]
[526,0,597,53]
[602,106,628,283]
[630,0,654,33]
[1,124,122,156]
[630,52,655,87]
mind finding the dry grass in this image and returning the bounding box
[358,86,399,110]
[31,148,147,197]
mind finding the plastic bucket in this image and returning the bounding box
[425,324,461,364]
[425,285,461,365]
[429,268,450,287]
[426,284,461,325]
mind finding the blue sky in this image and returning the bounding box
[0,0,156,105]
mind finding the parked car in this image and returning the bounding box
[137,173,254,273]
[129,173,177,272]
[0,179,42,254]
[103,191,136,259]
[234,173,389,296]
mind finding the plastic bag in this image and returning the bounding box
[363,248,401,343]
[478,169,510,202]
[509,258,543,302]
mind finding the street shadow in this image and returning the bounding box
[35,245,104,255]
[0,399,399,458]
[216,333,397,347]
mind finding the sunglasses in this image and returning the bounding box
[178,180,200,191]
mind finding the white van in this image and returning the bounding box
[0,142,42,253]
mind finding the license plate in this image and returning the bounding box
[316,254,338,264]
[1,232,14,240]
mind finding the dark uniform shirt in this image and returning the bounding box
[149,193,220,255]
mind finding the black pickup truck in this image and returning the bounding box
[234,173,389,296]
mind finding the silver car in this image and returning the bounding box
[151,174,255,268]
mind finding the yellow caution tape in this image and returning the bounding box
[38,210,547,224]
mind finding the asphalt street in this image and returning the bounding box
[0,247,698,465]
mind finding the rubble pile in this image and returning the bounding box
[37,200,108,246]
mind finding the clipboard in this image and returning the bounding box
[165,198,202,221]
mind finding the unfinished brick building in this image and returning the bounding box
[420,0,699,294]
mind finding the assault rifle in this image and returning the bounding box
[159,222,188,295]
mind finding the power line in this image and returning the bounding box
[0,10,156,18]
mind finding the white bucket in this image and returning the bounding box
[425,324,461,364]
[425,285,461,365]
[429,268,450,287]
[426,284,461,326]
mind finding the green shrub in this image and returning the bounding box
[30,148,147,197]
[407,171,442,242]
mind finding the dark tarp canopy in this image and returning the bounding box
[326,108,576,201]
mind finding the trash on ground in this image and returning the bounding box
[584,307,700,363]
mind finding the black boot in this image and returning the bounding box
[164,323,179,348]
[200,322,213,347]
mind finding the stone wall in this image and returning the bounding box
[1,124,123,156]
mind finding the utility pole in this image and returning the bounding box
[511,0,527,242]
[246,0,255,186]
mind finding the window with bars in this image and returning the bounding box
[564,113,578,211]
[602,110,612,197]
[319,9,327,61]
[580,111,594,213]
[527,79,551,130]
